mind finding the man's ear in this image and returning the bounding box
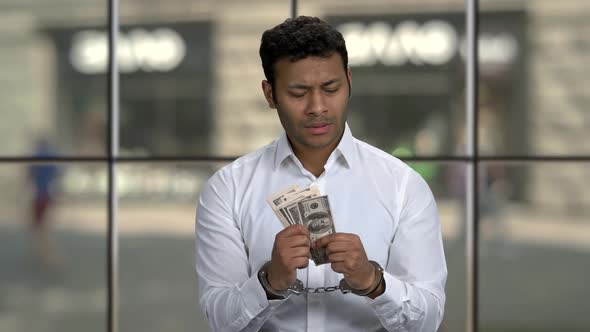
[261,80,276,109]
[347,65,352,99]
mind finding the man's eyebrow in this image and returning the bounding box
[287,83,310,89]
[287,79,342,89]
[321,79,341,87]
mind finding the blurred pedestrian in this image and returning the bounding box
[28,137,61,269]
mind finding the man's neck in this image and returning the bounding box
[293,147,332,178]
[288,135,343,178]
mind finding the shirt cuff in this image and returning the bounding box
[365,271,406,315]
[239,271,288,319]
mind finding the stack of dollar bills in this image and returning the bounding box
[267,185,336,265]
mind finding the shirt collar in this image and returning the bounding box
[273,122,356,171]
[274,131,293,170]
[334,122,355,168]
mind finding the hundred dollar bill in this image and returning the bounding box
[280,186,317,203]
[297,195,336,265]
[279,186,320,225]
[266,185,319,226]
[266,185,300,227]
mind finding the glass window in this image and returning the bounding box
[117,162,222,331]
[478,163,590,331]
[2,1,588,331]
[318,3,467,158]
[480,1,590,156]
[414,162,467,332]
[116,1,290,157]
[0,2,107,157]
[0,163,107,332]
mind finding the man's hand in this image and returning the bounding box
[267,225,311,290]
[315,233,375,290]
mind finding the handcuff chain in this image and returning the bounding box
[288,281,341,294]
[303,285,342,293]
[281,261,383,297]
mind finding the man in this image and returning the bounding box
[195,16,447,331]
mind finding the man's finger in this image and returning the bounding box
[286,235,312,248]
[325,242,350,255]
[330,262,347,274]
[278,224,309,238]
[293,257,309,269]
[327,252,348,263]
[315,232,354,247]
[288,247,311,258]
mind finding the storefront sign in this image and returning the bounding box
[337,19,518,67]
[69,28,187,74]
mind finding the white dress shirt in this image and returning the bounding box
[195,124,447,332]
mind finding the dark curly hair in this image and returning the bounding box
[259,16,349,103]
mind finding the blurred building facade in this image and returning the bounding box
[0,0,588,208]
[0,1,589,332]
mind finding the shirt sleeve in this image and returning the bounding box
[367,169,448,331]
[195,171,288,332]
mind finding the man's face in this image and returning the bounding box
[262,53,351,153]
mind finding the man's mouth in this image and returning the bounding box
[305,122,332,135]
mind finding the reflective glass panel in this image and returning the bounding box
[0,1,107,156]
[0,163,107,332]
[479,162,590,331]
[117,162,223,331]
[479,1,590,156]
[117,0,290,157]
[316,1,467,157]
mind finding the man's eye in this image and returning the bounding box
[290,92,305,98]
[325,88,338,94]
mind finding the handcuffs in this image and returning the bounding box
[257,260,384,299]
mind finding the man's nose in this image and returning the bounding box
[305,90,327,116]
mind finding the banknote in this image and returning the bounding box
[267,186,336,265]
[266,184,300,227]
[267,185,319,225]
[297,196,336,265]
[279,186,320,224]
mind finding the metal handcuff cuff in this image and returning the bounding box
[257,260,384,299]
